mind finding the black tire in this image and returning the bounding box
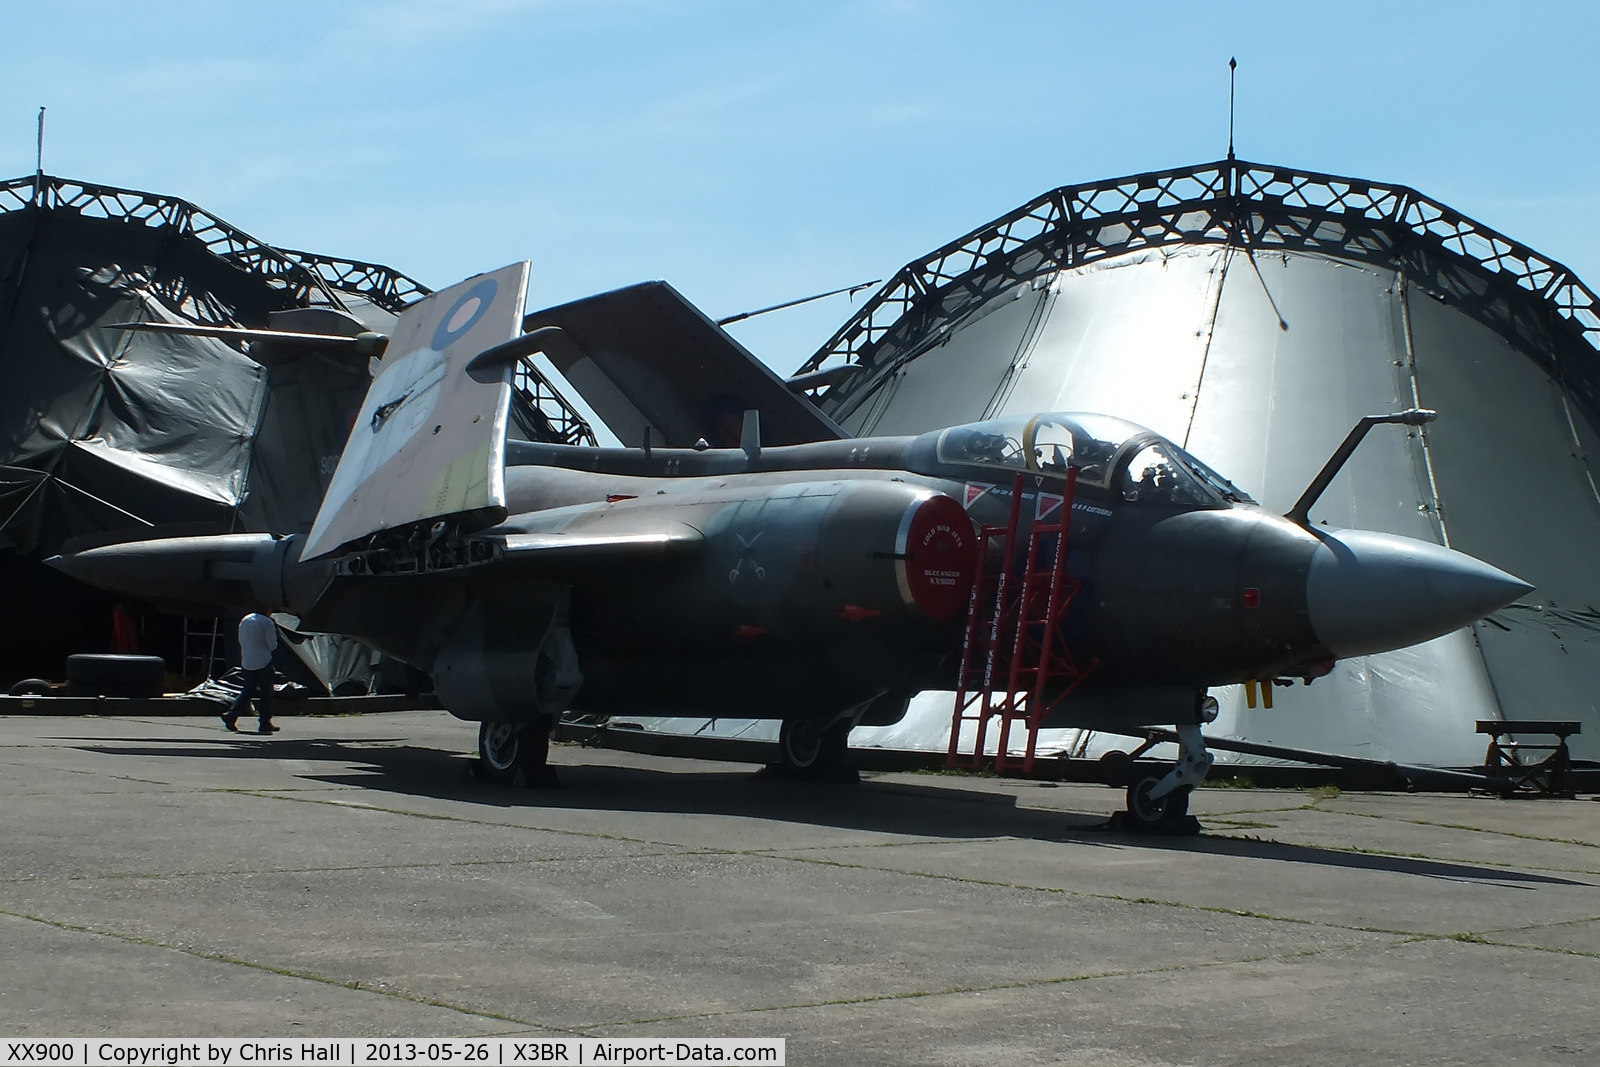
[1125,773,1191,832]
[477,721,528,784]
[64,654,166,698]
[1099,749,1133,788]
[778,718,852,780]
[9,678,53,697]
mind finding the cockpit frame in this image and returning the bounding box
[928,412,1255,509]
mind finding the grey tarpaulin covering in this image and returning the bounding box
[0,265,265,552]
[0,175,423,692]
[274,618,380,696]
[0,212,392,551]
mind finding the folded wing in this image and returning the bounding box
[302,262,531,560]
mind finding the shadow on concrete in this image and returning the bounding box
[1123,831,1591,887]
[66,733,1595,890]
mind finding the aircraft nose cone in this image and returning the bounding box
[1306,528,1533,659]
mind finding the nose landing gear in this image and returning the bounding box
[1126,772,1192,830]
[1104,721,1213,835]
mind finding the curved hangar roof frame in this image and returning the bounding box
[801,158,1600,426]
[0,174,431,321]
[0,174,597,450]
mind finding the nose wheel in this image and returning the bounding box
[1125,775,1191,830]
[1112,722,1211,834]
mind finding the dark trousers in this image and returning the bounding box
[228,666,274,724]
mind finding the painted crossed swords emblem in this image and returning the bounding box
[729,531,766,583]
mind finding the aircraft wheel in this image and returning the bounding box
[1125,773,1190,832]
[477,721,527,784]
[1099,749,1133,787]
[778,718,852,780]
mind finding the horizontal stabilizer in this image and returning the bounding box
[301,263,531,560]
[522,281,846,448]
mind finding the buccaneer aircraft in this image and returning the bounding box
[51,263,1532,830]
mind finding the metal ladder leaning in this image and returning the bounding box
[947,470,1093,774]
[182,616,223,682]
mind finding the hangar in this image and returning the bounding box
[789,158,1600,765]
[4,160,1595,769]
[0,173,589,692]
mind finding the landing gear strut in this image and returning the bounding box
[1116,722,1213,834]
[476,719,559,787]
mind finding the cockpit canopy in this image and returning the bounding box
[930,412,1254,507]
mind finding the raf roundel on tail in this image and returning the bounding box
[301,263,530,561]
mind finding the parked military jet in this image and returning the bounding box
[52,263,1531,830]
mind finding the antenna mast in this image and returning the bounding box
[33,106,46,205]
[1227,58,1237,161]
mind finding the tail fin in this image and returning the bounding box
[301,262,530,560]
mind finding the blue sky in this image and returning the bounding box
[3,1,1597,373]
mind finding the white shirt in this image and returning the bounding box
[239,613,279,671]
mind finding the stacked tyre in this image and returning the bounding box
[63,654,166,698]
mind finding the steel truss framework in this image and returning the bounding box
[513,361,596,447]
[0,174,430,317]
[801,159,1600,422]
[0,173,596,447]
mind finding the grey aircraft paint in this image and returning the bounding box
[52,407,1530,729]
[47,272,1532,822]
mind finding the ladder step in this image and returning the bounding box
[949,469,1091,773]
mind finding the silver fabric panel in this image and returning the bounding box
[855,251,1509,766]
[1213,629,1500,766]
[991,248,1219,439]
[1408,292,1600,758]
[1186,255,1426,525]
[844,286,1048,437]
[632,249,1592,767]
[1178,254,1499,764]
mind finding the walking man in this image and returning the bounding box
[224,612,279,734]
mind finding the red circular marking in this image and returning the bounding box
[904,494,977,620]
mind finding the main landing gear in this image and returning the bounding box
[774,717,857,782]
[476,719,560,787]
[769,690,895,782]
[1102,721,1213,835]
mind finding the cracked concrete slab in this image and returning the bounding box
[1,711,1595,1063]
[594,938,1600,1066]
[0,912,548,1038]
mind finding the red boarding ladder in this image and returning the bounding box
[947,470,1093,775]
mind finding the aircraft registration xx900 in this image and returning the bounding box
[53,262,1532,830]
